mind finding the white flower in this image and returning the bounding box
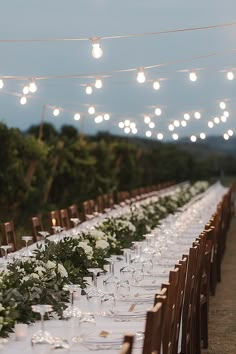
[57,264,68,278]
[0,303,5,312]
[95,239,109,250]
[31,273,40,280]
[78,242,93,259]
[46,260,56,270]
[22,275,30,283]
[90,229,106,240]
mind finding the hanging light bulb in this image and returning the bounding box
[223,133,229,140]
[181,120,187,127]
[124,127,131,134]
[157,133,163,140]
[200,133,206,140]
[119,122,124,129]
[214,117,220,124]
[29,80,37,93]
[104,113,110,121]
[129,122,136,130]
[124,119,130,126]
[153,80,160,90]
[88,106,95,115]
[223,111,229,118]
[227,71,234,80]
[149,122,155,129]
[184,113,190,121]
[91,39,103,59]
[172,133,179,140]
[85,85,93,95]
[94,115,103,123]
[95,78,103,89]
[194,112,201,119]
[154,107,162,116]
[146,130,152,137]
[228,129,233,136]
[0,79,4,89]
[221,115,227,123]
[53,108,60,116]
[173,120,180,127]
[137,68,146,83]
[22,85,29,95]
[74,113,80,121]
[20,96,27,105]
[168,124,174,131]
[219,101,226,110]
[190,135,197,142]
[208,121,214,128]
[144,116,151,124]
[189,71,197,82]
[132,128,138,134]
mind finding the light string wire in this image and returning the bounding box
[1,47,236,81]
[0,21,236,43]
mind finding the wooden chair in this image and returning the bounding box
[1,221,17,252]
[68,204,81,227]
[48,210,61,234]
[96,195,105,213]
[119,334,134,354]
[30,216,44,242]
[59,209,70,230]
[143,298,166,354]
[82,199,96,220]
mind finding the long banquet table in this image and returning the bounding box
[1,182,229,354]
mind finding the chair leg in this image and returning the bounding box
[201,301,208,349]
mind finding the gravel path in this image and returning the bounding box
[203,215,236,353]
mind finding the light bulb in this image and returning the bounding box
[172,133,179,141]
[86,85,93,95]
[23,85,29,95]
[228,129,233,136]
[0,79,4,89]
[184,113,190,121]
[74,113,80,121]
[154,107,162,116]
[53,108,60,116]
[119,122,124,129]
[132,128,138,134]
[194,112,201,119]
[95,79,103,89]
[20,96,27,105]
[221,116,227,122]
[219,101,226,110]
[223,111,229,118]
[88,106,95,115]
[168,124,174,131]
[104,113,110,121]
[29,80,37,93]
[146,130,152,137]
[200,133,206,140]
[157,133,163,140]
[91,39,103,59]
[189,71,197,82]
[124,127,131,134]
[130,122,136,129]
[190,135,197,142]
[94,115,103,123]
[144,116,151,124]
[137,68,146,83]
[208,121,214,128]
[174,120,180,127]
[227,71,234,80]
[214,117,220,124]
[153,81,160,90]
[124,119,130,127]
[181,120,187,127]
[223,133,229,140]
[149,122,155,129]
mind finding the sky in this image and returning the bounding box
[0,0,236,141]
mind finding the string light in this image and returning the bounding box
[20,96,27,105]
[22,85,29,95]
[157,133,163,140]
[173,120,180,127]
[168,124,174,131]
[223,133,229,140]
[88,106,95,115]
[74,113,80,121]
[144,116,151,124]
[146,131,152,137]
[223,111,229,118]
[94,115,103,123]
[130,122,136,130]
[190,135,197,142]
[0,79,4,89]
[189,71,197,82]
[228,129,233,136]
[85,85,93,95]
[221,115,227,122]
[208,121,214,128]
[132,128,138,134]
[154,107,162,116]
[124,119,131,126]
[53,108,60,116]
[200,132,206,139]
[219,101,226,109]
[104,113,110,121]
[194,112,201,119]
[153,81,160,90]
[172,133,179,140]
[95,78,103,89]
[91,39,103,59]
[29,80,37,93]
[184,113,190,121]
[149,122,155,129]
[137,68,146,83]
[226,71,234,80]
[213,117,220,124]
[181,120,187,127]
[124,127,131,134]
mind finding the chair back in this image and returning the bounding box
[119,334,134,354]
[1,221,17,252]
[59,209,70,230]
[48,210,60,233]
[30,216,43,242]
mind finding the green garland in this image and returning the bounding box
[0,181,208,337]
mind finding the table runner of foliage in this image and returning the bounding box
[0,181,208,337]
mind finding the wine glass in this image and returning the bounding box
[0,245,12,260]
[52,226,64,242]
[101,292,116,316]
[21,236,33,257]
[50,337,70,352]
[118,280,130,298]
[72,312,96,344]
[63,284,82,319]
[38,231,50,247]
[120,249,135,281]
[31,304,54,350]
[103,258,120,294]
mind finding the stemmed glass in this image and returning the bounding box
[38,231,50,247]
[0,245,12,260]
[87,268,103,315]
[21,236,33,257]
[120,249,135,281]
[72,313,96,344]
[52,226,64,242]
[63,284,82,319]
[103,257,120,294]
[31,304,54,350]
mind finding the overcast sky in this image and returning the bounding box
[0,0,236,141]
